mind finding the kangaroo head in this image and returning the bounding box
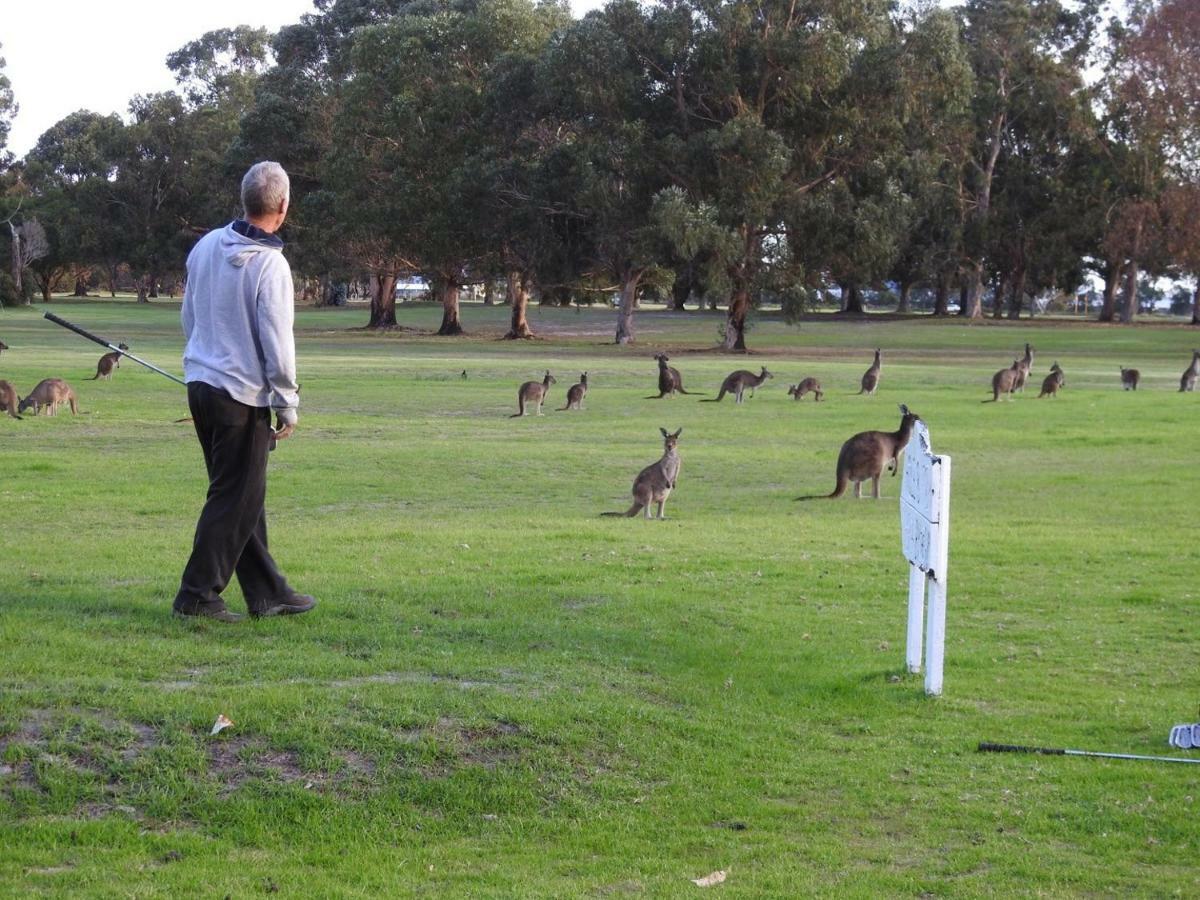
[1050,361,1062,373]
[659,427,682,450]
[654,353,669,365]
[17,395,32,414]
[787,384,799,397]
[897,403,920,427]
[118,343,130,351]
[581,371,588,382]
[544,370,556,385]
[760,367,773,379]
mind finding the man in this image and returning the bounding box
[173,161,315,623]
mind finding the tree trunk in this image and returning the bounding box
[148,272,160,299]
[933,273,951,317]
[436,280,464,335]
[368,272,397,328]
[504,270,533,339]
[722,285,750,351]
[1192,283,1199,325]
[963,264,984,319]
[614,270,642,345]
[483,280,495,306]
[136,274,149,303]
[1119,216,1145,324]
[671,268,692,311]
[896,280,912,314]
[991,271,1007,319]
[1007,266,1026,320]
[838,282,865,315]
[72,276,89,297]
[9,223,22,296]
[1098,259,1122,322]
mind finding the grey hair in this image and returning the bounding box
[240,161,290,218]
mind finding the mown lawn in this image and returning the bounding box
[1,298,1198,897]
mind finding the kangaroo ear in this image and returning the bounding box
[672,428,682,438]
[660,427,669,438]
[898,403,909,415]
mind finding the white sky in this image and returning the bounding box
[3,0,604,158]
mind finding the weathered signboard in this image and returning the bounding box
[899,421,951,696]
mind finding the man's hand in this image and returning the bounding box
[274,416,296,442]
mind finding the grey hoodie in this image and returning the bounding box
[182,224,299,424]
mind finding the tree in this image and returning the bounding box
[0,42,15,165]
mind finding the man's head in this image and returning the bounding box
[241,161,290,233]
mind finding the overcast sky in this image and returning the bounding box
[3,0,603,158]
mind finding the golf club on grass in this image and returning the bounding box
[979,742,1200,765]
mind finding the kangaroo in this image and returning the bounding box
[88,344,128,381]
[1120,367,1140,391]
[601,428,682,519]
[0,340,8,354]
[702,367,772,404]
[558,372,588,410]
[787,377,824,402]
[800,405,919,500]
[510,370,556,417]
[859,349,882,395]
[1038,362,1065,398]
[1180,350,1200,392]
[461,370,468,379]
[18,378,79,416]
[0,380,22,419]
[1013,343,1034,392]
[647,353,702,398]
[985,360,1021,402]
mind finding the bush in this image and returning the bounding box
[0,272,32,307]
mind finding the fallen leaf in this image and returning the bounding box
[210,714,234,736]
[691,870,727,887]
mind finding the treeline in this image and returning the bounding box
[1,0,1198,348]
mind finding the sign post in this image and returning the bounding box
[899,420,951,696]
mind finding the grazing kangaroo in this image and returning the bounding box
[787,377,824,402]
[0,380,22,419]
[88,344,129,381]
[18,378,79,416]
[800,405,919,500]
[1180,351,1200,392]
[559,372,588,410]
[601,428,682,519]
[859,349,882,395]
[702,367,773,403]
[985,360,1021,402]
[461,370,468,379]
[647,353,702,398]
[0,340,8,354]
[1038,362,1065,398]
[1120,367,1140,391]
[510,370,556,417]
[1013,343,1034,392]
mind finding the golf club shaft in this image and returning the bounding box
[979,742,1200,764]
[43,310,187,386]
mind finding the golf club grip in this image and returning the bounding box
[978,742,1065,755]
[43,311,112,349]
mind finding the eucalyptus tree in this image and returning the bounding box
[956,0,1098,319]
[0,42,14,165]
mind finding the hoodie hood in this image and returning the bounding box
[221,221,284,268]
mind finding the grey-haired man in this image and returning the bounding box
[173,161,315,622]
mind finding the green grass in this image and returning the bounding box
[1,297,1198,897]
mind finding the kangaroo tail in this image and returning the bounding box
[677,388,704,395]
[601,502,643,518]
[87,373,100,380]
[173,416,193,423]
[699,390,724,403]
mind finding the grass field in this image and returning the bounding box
[1,298,1198,897]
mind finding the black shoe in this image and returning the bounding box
[251,593,317,618]
[173,605,243,623]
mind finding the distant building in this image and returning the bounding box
[394,277,430,300]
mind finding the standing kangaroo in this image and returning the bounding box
[559,372,589,410]
[1180,350,1200,392]
[1038,362,1065,398]
[0,340,8,354]
[787,377,824,402]
[985,360,1021,402]
[1013,343,1034,392]
[702,367,772,404]
[647,353,702,398]
[601,428,682,519]
[859,349,882,395]
[800,405,919,500]
[18,378,79,416]
[1120,367,1140,391]
[88,344,129,381]
[0,380,22,419]
[510,371,556,417]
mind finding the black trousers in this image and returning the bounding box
[174,381,291,614]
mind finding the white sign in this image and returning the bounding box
[899,421,951,696]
